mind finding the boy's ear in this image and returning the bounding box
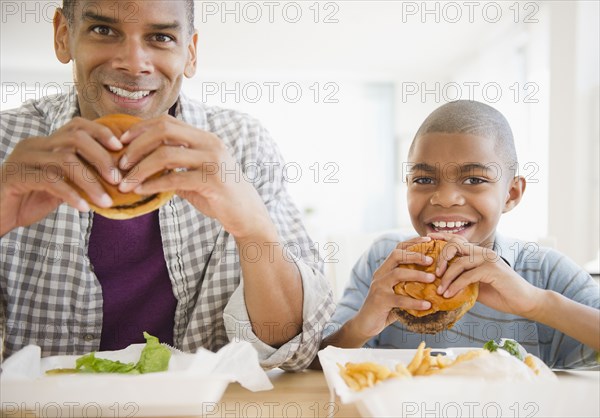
[54,9,72,64]
[502,176,526,213]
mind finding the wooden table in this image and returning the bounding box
[211,368,600,418]
[4,368,597,417]
[215,369,359,418]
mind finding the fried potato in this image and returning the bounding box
[395,363,412,378]
[435,354,453,369]
[337,363,361,391]
[413,348,432,376]
[524,355,540,375]
[407,341,426,373]
[452,348,488,365]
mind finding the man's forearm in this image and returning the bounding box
[236,224,304,347]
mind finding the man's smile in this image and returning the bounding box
[107,85,153,100]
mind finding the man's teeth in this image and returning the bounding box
[431,221,470,232]
[108,86,150,99]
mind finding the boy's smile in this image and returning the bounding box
[406,133,525,247]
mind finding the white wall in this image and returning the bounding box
[1,1,598,293]
[548,1,600,267]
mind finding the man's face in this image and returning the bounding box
[406,133,519,247]
[54,0,197,119]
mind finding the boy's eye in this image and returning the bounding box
[91,25,114,36]
[464,177,486,185]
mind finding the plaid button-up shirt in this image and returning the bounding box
[0,89,334,370]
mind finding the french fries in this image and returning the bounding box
[338,342,491,391]
[337,361,407,391]
[338,341,545,391]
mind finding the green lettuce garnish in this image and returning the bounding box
[46,332,171,375]
[135,332,171,373]
[76,352,139,374]
[484,338,525,361]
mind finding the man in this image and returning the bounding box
[0,0,334,370]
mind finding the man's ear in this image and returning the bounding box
[503,176,526,213]
[184,31,198,78]
[54,9,72,64]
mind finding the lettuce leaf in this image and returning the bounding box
[76,352,139,374]
[135,331,171,373]
[483,338,525,361]
[47,332,171,375]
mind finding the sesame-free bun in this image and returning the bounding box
[80,114,174,220]
[391,239,479,334]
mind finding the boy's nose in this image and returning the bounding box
[112,38,153,76]
[429,186,465,207]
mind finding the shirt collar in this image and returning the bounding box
[493,232,517,268]
[49,86,81,134]
[176,91,208,130]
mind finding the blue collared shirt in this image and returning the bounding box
[327,231,599,369]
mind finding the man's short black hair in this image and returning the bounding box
[409,100,518,174]
[61,0,195,35]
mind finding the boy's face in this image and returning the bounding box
[54,0,197,120]
[406,133,524,246]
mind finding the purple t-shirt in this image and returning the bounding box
[87,211,177,350]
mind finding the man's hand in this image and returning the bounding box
[117,115,303,347]
[117,115,271,240]
[1,118,122,236]
[428,232,543,318]
[349,236,436,342]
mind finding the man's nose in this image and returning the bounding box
[429,184,465,207]
[112,38,153,75]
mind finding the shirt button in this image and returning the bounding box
[83,334,95,342]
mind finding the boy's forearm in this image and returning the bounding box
[324,318,373,349]
[531,290,600,351]
[307,318,372,369]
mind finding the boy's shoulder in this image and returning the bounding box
[494,233,595,297]
[494,233,568,270]
[364,230,417,264]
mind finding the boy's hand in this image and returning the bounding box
[427,232,544,318]
[350,236,437,339]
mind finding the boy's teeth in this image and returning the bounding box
[108,86,150,99]
[431,221,469,231]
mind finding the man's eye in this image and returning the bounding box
[152,34,175,43]
[464,177,486,185]
[91,26,114,36]
[414,177,434,185]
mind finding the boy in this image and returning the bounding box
[319,101,599,368]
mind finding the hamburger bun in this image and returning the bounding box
[77,114,174,220]
[391,239,478,334]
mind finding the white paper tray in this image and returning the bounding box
[319,347,600,418]
[1,341,272,417]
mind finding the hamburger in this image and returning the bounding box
[77,114,174,220]
[391,239,478,334]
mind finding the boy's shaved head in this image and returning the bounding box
[409,100,518,174]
